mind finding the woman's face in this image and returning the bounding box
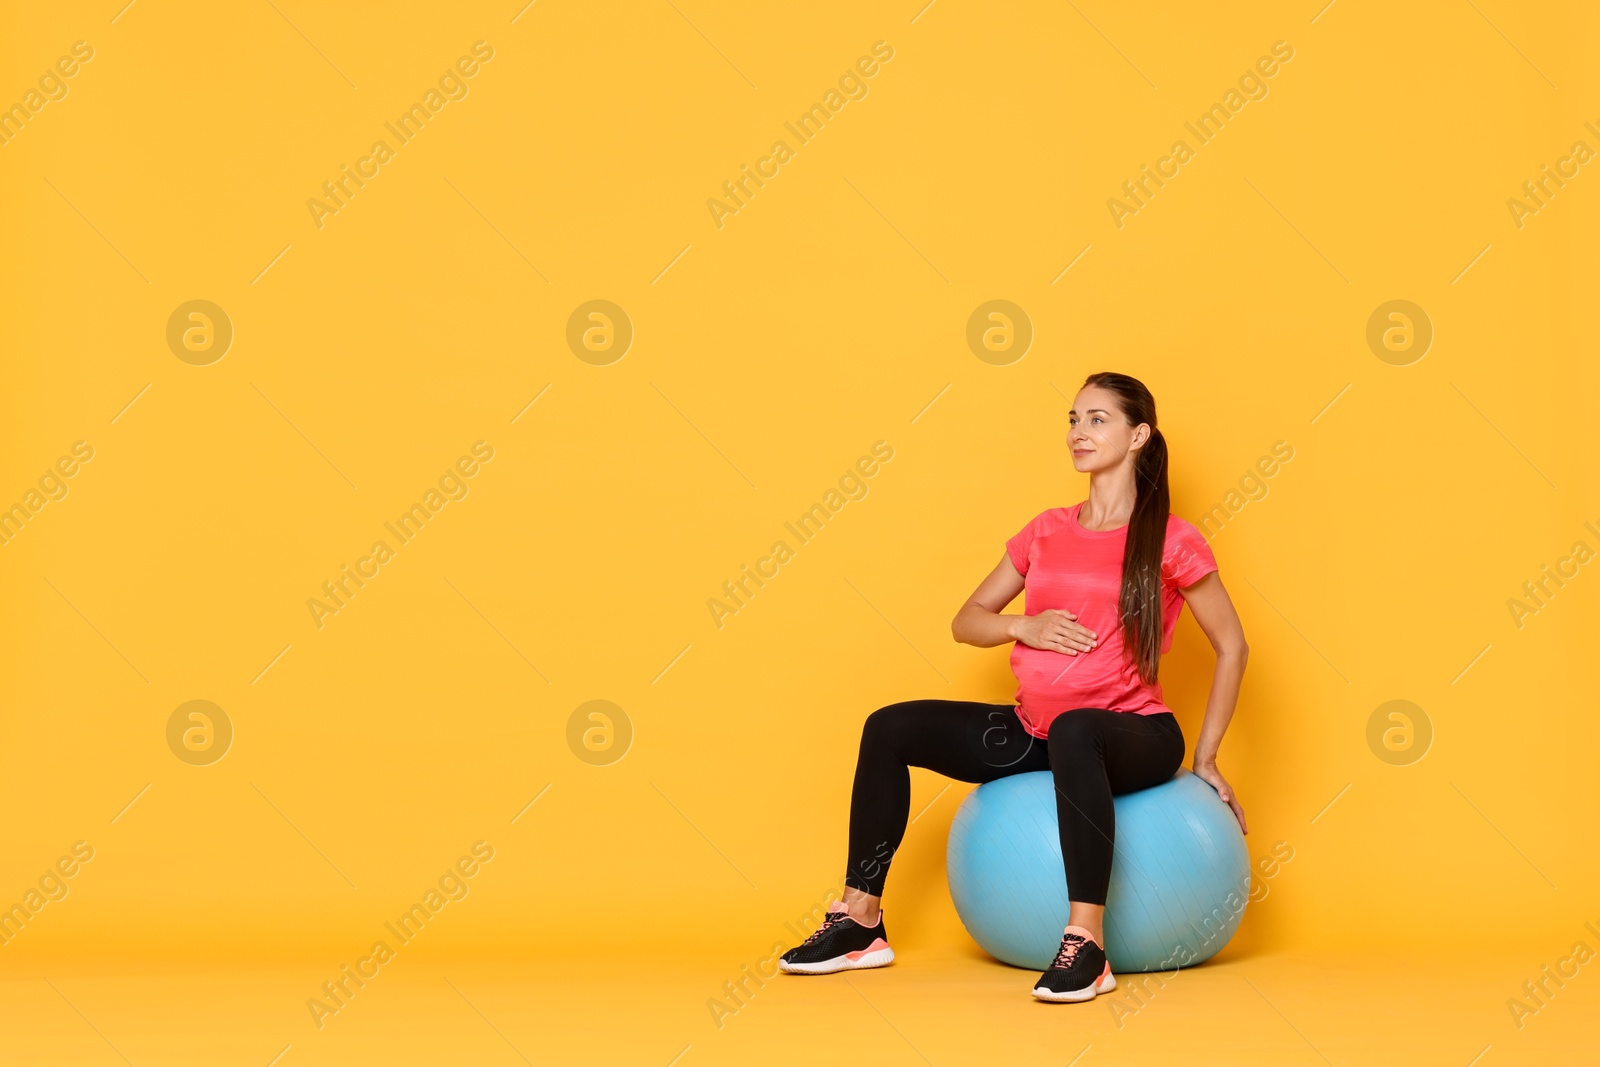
[1068,385,1147,475]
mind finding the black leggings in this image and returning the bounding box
[845,700,1185,905]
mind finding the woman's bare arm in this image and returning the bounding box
[1179,570,1249,832]
[951,553,1097,654]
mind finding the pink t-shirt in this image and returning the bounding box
[1005,503,1218,738]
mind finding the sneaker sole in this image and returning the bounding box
[778,944,896,975]
[1032,970,1116,1002]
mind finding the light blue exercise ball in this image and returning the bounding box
[947,770,1249,973]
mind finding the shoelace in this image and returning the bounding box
[1051,933,1087,970]
[802,903,854,944]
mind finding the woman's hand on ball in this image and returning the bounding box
[1194,761,1247,834]
[1011,609,1097,655]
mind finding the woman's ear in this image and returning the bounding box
[1129,422,1152,452]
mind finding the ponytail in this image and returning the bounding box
[1082,372,1170,684]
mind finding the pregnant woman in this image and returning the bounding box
[778,372,1250,1002]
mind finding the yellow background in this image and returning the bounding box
[2,0,1598,1063]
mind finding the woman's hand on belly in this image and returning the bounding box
[1011,609,1097,656]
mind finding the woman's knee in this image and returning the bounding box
[860,701,919,755]
[1047,708,1109,763]
[1048,707,1105,744]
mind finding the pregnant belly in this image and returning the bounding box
[1011,642,1136,711]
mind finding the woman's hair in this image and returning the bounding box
[1082,371,1169,684]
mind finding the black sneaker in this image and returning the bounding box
[1032,925,1116,1002]
[777,901,895,975]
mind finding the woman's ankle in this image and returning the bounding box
[1066,902,1106,946]
[842,888,881,926]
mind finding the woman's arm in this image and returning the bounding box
[951,553,1097,654]
[1179,570,1249,832]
